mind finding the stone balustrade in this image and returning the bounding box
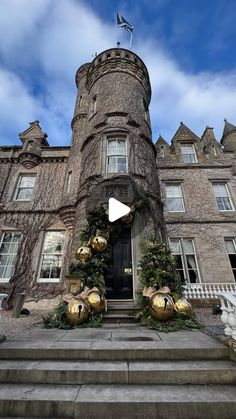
[183,283,236,299]
[215,292,236,341]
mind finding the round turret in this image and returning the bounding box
[221,119,236,152]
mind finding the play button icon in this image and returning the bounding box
[108,198,131,222]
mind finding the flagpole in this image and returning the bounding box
[129,31,133,49]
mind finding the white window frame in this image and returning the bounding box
[0,231,21,283]
[212,182,234,212]
[14,174,36,201]
[106,136,128,174]
[165,183,185,212]
[169,238,201,284]
[37,231,65,283]
[180,143,198,163]
[224,238,236,281]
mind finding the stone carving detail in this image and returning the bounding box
[18,152,42,169]
[104,184,129,200]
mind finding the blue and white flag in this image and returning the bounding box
[117,13,134,33]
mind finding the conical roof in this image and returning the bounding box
[221,119,236,143]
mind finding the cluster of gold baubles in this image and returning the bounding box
[144,286,192,321]
[64,288,106,326]
[76,235,108,263]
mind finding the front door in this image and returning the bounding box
[105,229,133,299]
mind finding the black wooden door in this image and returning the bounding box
[105,230,133,299]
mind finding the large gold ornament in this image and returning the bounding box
[91,236,107,252]
[65,297,90,325]
[149,292,174,321]
[87,290,106,313]
[174,297,193,318]
[76,246,92,263]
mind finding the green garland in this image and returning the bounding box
[43,302,103,329]
[138,237,201,332]
[139,238,183,295]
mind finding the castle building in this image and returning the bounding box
[0,48,236,305]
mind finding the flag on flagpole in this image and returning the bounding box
[117,13,134,33]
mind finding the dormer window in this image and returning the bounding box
[180,143,197,163]
[106,137,127,174]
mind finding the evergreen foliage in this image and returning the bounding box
[139,238,183,294]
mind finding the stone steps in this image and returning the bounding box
[0,341,229,360]
[0,359,235,385]
[0,384,235,418]
[102,313,138,323]
[0,328,235,418]
[103,302,140,323]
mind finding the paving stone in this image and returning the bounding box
[59,330,112,341]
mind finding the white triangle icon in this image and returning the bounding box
[108,198,131,222]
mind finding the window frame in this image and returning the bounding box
[13,174,36,202]
[106,136,128,174]
[165,182,185,213]
[0,231,21,283]
[169,237,201,284]
[224,238,236,281]
[180,143,198,164]
[212,182,235,212]
[37,231,65,283]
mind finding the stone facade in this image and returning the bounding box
[0,48,235,303]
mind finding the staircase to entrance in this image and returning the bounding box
[0,324,235,418]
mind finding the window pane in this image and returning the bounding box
[20,176,35,188]
[167,197,184,212]
[39,232,65,280]
[183,239,194,254]
[108,139,126,155]
[188,270,197,283]
[0,242,10,253]
[166,184,181,197]
[0,232,20,279]
[225,239,236,254]
[173,255,184,269]
[107,156,116,173]
[213,183,233,211]
[229,254,236,269]
[180,144,197,163]
[169,239,181,253]
[117,157,127,173]
[213,183,228,197]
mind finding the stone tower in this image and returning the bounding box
[63,48,164,299]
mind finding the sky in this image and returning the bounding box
[0,0,236,146]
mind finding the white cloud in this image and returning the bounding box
[0,0,236,146]
[137,43,236,141]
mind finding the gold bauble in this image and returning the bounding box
[149,292,174,321]
[87,290,106,314]
[91,236,107,252]
[66,297,90,325]
[76,246,92,263]
[174,298,193,318]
